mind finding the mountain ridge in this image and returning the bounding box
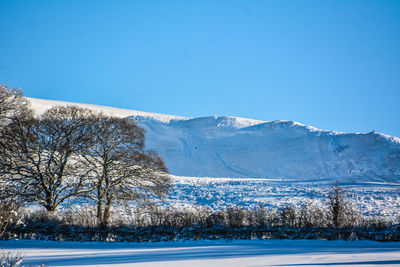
[26,97,400,181]
[27,97,399,139]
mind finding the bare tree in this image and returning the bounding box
[0,106,96,212]
[0,92,171,222]
[329,185,346,228]
[82,114,171,227]
[0,84,32,125]
[0,85,31,239]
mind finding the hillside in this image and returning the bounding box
[27,97,400,182]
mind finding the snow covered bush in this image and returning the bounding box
[0,199,21,239]
[0,250,23,267]
[279,206,297,227]
[2,202,399,242]
[61,206,98,228]
[298,201,329,228]
[23,209,61,227]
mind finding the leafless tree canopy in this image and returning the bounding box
[83,114,171,226]
[0,106,99,211]
[0,84,32,125]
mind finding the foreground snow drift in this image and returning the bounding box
[1,239,399,266]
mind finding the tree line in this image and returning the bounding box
[0,85,171,227]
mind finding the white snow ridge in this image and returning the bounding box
[28,97,400,182]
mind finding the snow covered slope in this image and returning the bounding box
[26,97,187,123]
[27,97,400,182]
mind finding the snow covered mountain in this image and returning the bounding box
[27,97,400,182]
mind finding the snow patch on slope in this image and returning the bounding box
[27,97,188,123]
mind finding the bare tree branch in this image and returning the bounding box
[82,114,172,227]
[0,105,97,212]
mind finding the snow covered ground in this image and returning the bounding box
[12,98,398,266]
[166,176,400,219]
[1,239,399,266]
[13,97,400,220]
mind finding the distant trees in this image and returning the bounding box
[0,85,171,220]
[329,185,345,228]
[328,185,361,228]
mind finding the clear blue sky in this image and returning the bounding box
[1,0,399,137]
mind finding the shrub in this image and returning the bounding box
[279,206,297,227]
[0,250,23,267]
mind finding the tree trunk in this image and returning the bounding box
[45,205,56,212]
[97,200,103,225]
[45,192,56,212]
[103,197,112,228]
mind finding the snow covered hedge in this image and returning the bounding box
[2,201,399,242]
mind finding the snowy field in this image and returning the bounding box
[167,176,400,219]
[5,177,397,266]
[1,239,399,266]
